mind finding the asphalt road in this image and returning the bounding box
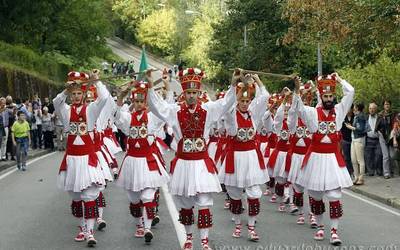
[0,151,400,250]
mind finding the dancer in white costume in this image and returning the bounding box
[146,68,236,250]
[84,85,114,232]
[286,80,317,227]
[293,73,354,245]
[218,74,269,242]
[114,81,170,244]
[54,70,109,247]
[267,88,293,212]
[262,94,281,201]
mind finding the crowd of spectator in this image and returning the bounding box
[0,94,66,166]
[101,60,135,76]
[341,100,400,185]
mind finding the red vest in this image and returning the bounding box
[285,118,312,172]
[268,119,291,169]
[224,110,265,174]
[125,110,160,173]
[170,104,216,174]
[302,107,346,168]
[59,105,98,173]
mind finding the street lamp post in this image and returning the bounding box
[244,25,248,47]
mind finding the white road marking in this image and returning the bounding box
[161,184,186,247]
[0,152,57,181]
[343,189,400,217]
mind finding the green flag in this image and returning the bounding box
[138,45,148,80]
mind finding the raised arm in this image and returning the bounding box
[287,102,298,134]
[204,85,236,123]
[292,94,318,133]
[53,89,70,126]
[274,104,285,134]
[87,80,109,120]
[249,74,270,128]
[114,106,131,136]
[334,75,355,125]
[145,70,179,125]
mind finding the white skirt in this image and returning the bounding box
[117,154,170,192]
[296,152,353,191]
[208,142,218,164]
[100,145,114,164]
[287,153,304,184]
[96,151,113,182]
[219,150,270,188]
[103,137,122,156]
[268,151,288,179]
[57,155,106,192]
[169,159,222,197]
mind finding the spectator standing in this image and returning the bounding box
[376,100,397,179]
[365,102,382,176]
[341,105,354,177]
[102,61,110,75]
[6,96,16,160]
[31,107,43,149]
[0,97,10,161]
[42,97,55,114]
[41,107,54,150]
[15,98,31,119]
[127,60,135,75]
[11,111,31,171]
[345,103,367,185]
[54,114,65,151]
[388,113,400,175]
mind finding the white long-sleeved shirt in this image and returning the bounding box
[224,86,269,136]
[292,80,355,143]
[53,81,109,134]
[114,108,165,147]
[147,86,236,142]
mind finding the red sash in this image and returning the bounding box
[125,111,160,173]
[267,120,290,169]
[301,107,346,169]
[59,105,98,173]
[170,104,216,174]
[224,110,265,174]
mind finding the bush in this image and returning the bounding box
[340,53,400,110]
[0,41,70,82]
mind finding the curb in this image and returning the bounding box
[350,186,400,210]
[0,150,51,172]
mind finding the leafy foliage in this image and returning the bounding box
[137,8,178,57]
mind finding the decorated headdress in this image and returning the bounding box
[299,80,314,104]
[131,81,148,101]
[66,71,90,92]
[316,74,337,95]
[236,82,256,100]
[215,89,225,100]
[82,85,97,100]
[178,68,205,92]
[268,93,284,106]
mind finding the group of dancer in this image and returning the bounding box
[54,67,354,249]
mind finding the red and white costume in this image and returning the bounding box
[147,68,236,250]
[293,76,354,245]
[114,85,169,243]
[218,83,269,241]
[54,71,109,246]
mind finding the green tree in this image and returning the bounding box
[340,53,400,109]
[0,0,113,62]
[136,8,178,57]
[182,1,223,79]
